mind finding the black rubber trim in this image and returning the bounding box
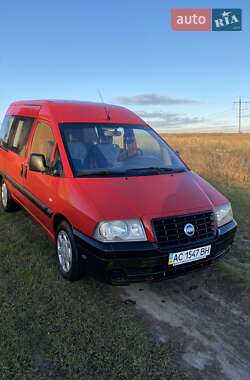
[0,171,53,217]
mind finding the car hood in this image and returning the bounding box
[75,171,227,221]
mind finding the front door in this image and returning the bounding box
[22,120,64,236]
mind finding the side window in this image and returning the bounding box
[30,122,55,166]
[8,116,34,157]
[0,115,15,148]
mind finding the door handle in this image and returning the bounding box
[20,164,28,178]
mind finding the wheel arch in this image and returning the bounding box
[53,213,72,233]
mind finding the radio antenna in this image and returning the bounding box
[98,90,111,120]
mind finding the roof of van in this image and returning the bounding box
[8,100,145,125]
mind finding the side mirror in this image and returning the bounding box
[29,153,47,173]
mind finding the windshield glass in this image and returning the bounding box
[59,123,187,176]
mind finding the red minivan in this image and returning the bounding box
[0,100,237,284]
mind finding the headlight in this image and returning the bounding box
[215,203,233,227]
[94,219,147,242]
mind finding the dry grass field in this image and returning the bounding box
[162,133,250,187]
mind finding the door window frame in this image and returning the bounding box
[7,116,35,157]
[29,120,64,177]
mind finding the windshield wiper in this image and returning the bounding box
[76,167,185,177]
[76,170,126,177]
[125,167,184,175]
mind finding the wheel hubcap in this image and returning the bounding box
[1,183,8,208]
[57,230,72,272]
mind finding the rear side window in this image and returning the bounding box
[0,115,14,148]
[8,116,34,157]
[30,122,55,166]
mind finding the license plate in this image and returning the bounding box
[168,245,211,266]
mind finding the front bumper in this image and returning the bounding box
[73,219,237,285]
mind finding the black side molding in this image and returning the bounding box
[0,171,53,218]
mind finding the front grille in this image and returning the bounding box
[153,211,216,247]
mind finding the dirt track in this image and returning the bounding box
[119,266,250,380]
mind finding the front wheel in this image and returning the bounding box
[56,221,85,281]
[1,180,17,212]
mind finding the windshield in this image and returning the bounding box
[59,123,187,177]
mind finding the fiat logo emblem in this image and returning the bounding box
[184,223,195,237]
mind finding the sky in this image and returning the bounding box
[0,0,249,132]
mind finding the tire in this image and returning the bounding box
[1,180,18,212]
[56,221,84,281]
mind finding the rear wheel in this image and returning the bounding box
[1,180,17,212]
[56,221,85,281]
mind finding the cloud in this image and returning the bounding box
[138,111,238,132]
[136,111,171,119]
[136,110,205,128]
[115,93,199,106]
